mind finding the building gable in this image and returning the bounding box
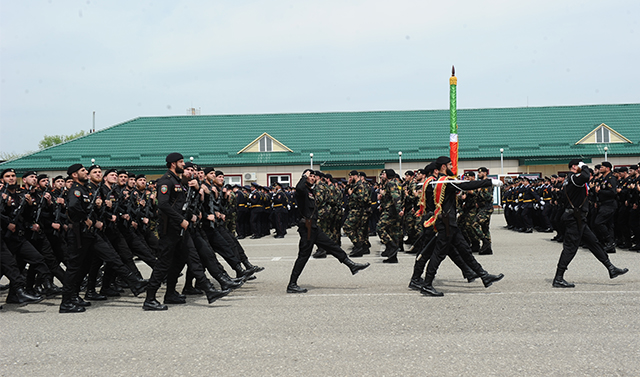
[237,133,293,154]
[575,123,632,145]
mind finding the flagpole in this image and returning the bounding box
[449,66,458,176]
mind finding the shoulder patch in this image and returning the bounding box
[160,185,168,194]
[74,190,81,197]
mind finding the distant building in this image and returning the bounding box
[2,103,639,185]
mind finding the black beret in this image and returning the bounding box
[348,170,359,176]
[136,174,146,180]
[558,172,567,178]
[128,172,136,178]
[464,171,475,177]
[104,168,118,176]
[184,162,195,169]
[273,181,282,187]
[36,174,49,182]
[22,171,37,179]
[358,171,367,178]
[551,174,558,178]
[424,162,437,173]
[87,165,101,173]
[601,161,612,169]
[165,152,184,163]
[404,170,414,176]
[325,173,333,179]
[244,185,251,190]
[117,170,129,176]
[302,169,315,176]
[417,169,427,175]
[53,175,64,182]
[315,170,325,178]
[67,164,83,175]
[204,167,215,175]
[619,166,628,173]
[214,170,224,176]
[568,159,582,169]
[1,168,16,177]
[435,156,451,167]
[628,165,638,170]
[382,169,396,178]
[478,167,489,173]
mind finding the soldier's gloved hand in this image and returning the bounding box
[491,179,503,187]
[540,200,545,206]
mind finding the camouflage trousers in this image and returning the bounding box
[225,212,237,237]
[377,210,402,245]
[457,210,478,244]
[472,209,493,242]
[343,208,366,244]
[329,206,343,244]
[403,208,419,239]
[318,207,333,241]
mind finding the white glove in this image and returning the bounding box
[578,161,587,169]
[540,200,545,206]
[491,179,503,187]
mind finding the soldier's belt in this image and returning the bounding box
[522,199,535,203]
[250,205,263,208]
[273,204,284,207]
[238,204,246,207]
[543,198,552,201]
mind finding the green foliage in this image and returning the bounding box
[38,130,86,150]
[0,151,32,161]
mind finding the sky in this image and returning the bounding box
[1,0,639,156]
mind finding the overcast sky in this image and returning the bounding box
[1,0,639,155]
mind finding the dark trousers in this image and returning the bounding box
[203,226,243,268]
[250,208,263,237]
[425,223,485,279]
[593,202,616,244]
[5,236,51,280]
[62,226,133,298]
[557,215,609,272]
[147,226,209,293]
[1,240,26,286]
[274,208,287,236]
[289,223,348,285]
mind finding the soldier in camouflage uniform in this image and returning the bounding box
[402,170,420,245]
[223,184,237,237]
[312,171,332,258]
[325,174,343,245]
[472,167,494,254]
[343,170,368,257]
[377,169,403,263]
[457,172,479,252]
[358,172,373,255]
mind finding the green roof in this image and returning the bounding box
[2,103,639,172]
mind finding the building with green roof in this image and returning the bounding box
[2,103,638,186]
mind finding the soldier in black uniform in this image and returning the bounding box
[593,161,618,253]
[272,182,288,238]
[420,157,504,297]
[287,169,370,293]
[143,153,228,311]
[60,164,148,313]
[552,160,628,288]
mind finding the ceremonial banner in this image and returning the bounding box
[450,66,458,175]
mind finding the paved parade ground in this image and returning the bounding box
[2,215,639,376]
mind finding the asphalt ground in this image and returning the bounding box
[1,215,639,377]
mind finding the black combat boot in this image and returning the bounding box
[6,286,44,306]
[215,273,244,290]
[59,294,86,313]
[605,262,629,279]
[234,264,254,280]
[480,271,504,288]
[381,241,398,258]
[123,273,148,297]
[349,242,364,257]
[312,248,327,258]
[85,289,107,301]
[479,238,493,255]
[552,268,575,288]
[343,257,370,275]
[286,283,307,293]
[420,275,444,297]
[243,260,265,274]
[143,289,168,311]
[200,282,230,304]
[164,290,187,305]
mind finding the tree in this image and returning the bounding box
[38,130,87,150]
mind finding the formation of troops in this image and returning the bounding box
[501,162,640,253]
[0,154,633,310]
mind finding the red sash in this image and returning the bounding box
[423,176,452,229]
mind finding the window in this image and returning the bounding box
[267,174,291,187]
[259,136,273,152]
[595,126,610,143]
[224,175,242,186]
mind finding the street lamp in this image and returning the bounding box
[310,153,314,169]
[398,151,402,175]
[500,148,504,175]
[604,146,608,162]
